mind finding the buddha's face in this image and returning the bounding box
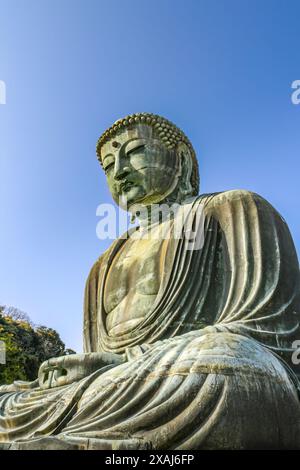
[101,124,181,208]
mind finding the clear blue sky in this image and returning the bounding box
[0,0,299,352]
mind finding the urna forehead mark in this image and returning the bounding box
[102,127,152,158]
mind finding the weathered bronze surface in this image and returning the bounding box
[1,113,300,449]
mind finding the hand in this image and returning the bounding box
[38,352,125,390]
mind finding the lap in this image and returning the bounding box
[1,331,300,449]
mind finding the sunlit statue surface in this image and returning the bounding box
[1,113,300,449]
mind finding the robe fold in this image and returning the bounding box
[1,189,300,449]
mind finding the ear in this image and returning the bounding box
[176,142,193,198]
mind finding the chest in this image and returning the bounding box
[103,232,166,313]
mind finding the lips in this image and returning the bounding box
[119,181,134,193]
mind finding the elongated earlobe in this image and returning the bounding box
[176,142,194,198]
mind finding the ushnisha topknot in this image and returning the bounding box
[96,112,199,195]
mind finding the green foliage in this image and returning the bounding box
[0,306,75,385]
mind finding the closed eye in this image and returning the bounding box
[126,144,145,156]
[104,161,114,173]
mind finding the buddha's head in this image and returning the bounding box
[96,113,199,209]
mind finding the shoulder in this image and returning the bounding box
[86,237,127,285]
[194,190,288,231]
[86,254,105,286]
[197,189,275,211]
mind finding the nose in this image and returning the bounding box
[113,159,131,181]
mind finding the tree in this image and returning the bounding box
[0,316,27,383]
[1,305,33,325]
[0,306,75,385]
[35,326,67,359]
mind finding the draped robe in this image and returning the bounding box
[1,189,300,449]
